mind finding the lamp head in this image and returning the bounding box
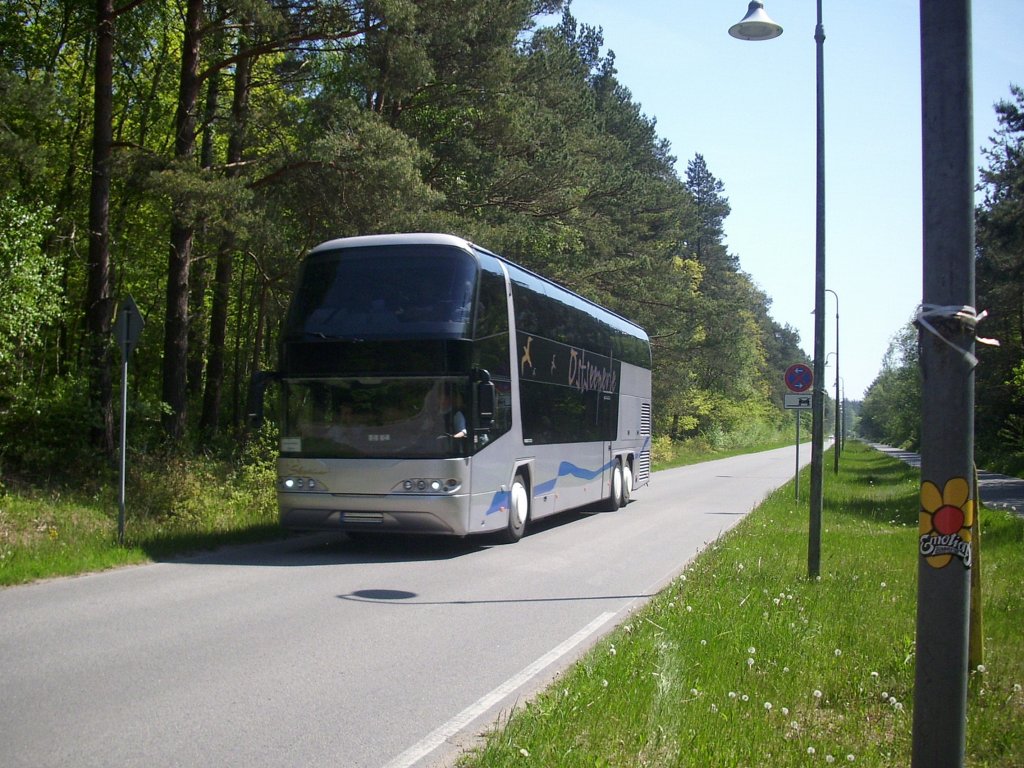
[728,1,783,41]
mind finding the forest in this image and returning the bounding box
[858,84,1024,477]
[1,0,809,487]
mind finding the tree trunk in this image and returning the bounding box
[200,35,252,436]
[86,0,116,456]
[161,0,203,440]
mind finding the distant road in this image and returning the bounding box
[0,443,811,768]
[870,443,1024,516]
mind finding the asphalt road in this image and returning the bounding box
[870,443,1024,516]
[0,443,811,768]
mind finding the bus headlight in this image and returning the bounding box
[395,478,461,494]
[279,476,323,492]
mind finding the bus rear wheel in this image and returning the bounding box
[500,474,530,543]
[621,462,633,506]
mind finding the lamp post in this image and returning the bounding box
[730,0,827,579]
[837,376,846,449]
[826,288,839,471]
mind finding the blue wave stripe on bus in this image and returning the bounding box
[534,460,615,497]
[485,490,511,517]
[485,449,652,516]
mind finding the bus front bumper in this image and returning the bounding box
[278,493,468,536]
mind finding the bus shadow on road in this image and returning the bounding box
[159,531,486,568]
[158,503,610,569]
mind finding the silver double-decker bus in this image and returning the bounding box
[275,233,652,542]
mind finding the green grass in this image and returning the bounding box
[458,442,1024,767]
[652,423,806,471]
[0,437,282,586]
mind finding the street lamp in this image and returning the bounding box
[727,1,783,40]
[826,288,839,472]
[730,0,827,579]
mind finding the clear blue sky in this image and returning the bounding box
[550,0,1023,400]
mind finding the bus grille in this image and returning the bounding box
[342,512,385,525]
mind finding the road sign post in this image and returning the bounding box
[113,296,144,546]
[784,365,814,508]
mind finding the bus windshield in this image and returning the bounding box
[285,245,478,340]
[281,378,471,459]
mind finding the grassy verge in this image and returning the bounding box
[0,431,281,586]
[458,442,1024,767]
[652,423,806,471]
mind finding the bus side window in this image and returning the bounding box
[474,255,511,377]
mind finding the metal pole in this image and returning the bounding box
[826,289,840,472]
[839,378,846,449]
[912,0,974,764]
[807,0,826,579]
[795,411,801,502]
[118,331,129,546]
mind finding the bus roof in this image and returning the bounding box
[306,233,648,341]
[309,233,472,254]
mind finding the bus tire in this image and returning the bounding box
[603,461,622,512]
[621,462,633,507]
[500,474,530,543]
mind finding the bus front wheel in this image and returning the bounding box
[501,474,530,543]
[602,461,623,512]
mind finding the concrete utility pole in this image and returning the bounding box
[826,289,840,473]
[912,1,975,765]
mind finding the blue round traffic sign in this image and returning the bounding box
[785,363,813,393]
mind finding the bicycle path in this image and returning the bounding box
[870,443,1023,516]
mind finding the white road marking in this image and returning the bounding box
[382,611,618,768]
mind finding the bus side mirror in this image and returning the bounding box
[475,370,494,432]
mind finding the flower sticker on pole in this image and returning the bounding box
[919,477,974,568]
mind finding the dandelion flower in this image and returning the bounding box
[601,679,608,688]
[826,756,835,764]
[748,646,757,654]
[741,694,749,702]
[519,748,530,757]
[813,689,823,699]
[782,707,789,716]
[808,747,816,756]
[834,648,842,657]
[976,664,987,674]
[764,702,773,711]
[1013,683,1022,693]
[847,756,856,763]
[747,658,755,668]
[729,691,737,699]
